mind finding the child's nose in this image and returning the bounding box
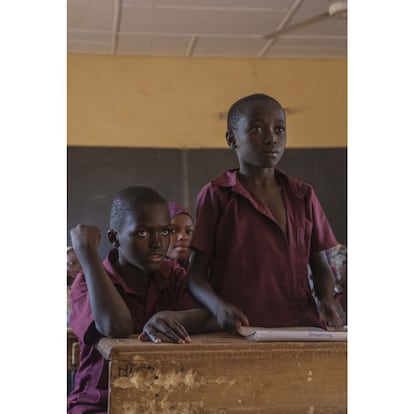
[263,129,277,144]
[177,232,186,240]
[150,233,162,248]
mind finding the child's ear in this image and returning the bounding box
[226,131,237,149]
[107,229,120,247]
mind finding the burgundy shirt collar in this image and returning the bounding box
[214,168,307,198]
[102,249,172,295]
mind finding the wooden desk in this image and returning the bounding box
[97,332,347,414]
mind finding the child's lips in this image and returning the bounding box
[174,245,189,251]
[148,253,163,263]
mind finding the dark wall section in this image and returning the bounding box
[67,147,183,257]
[68,147,346,258]
[278,148,347,247]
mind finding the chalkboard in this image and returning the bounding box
[68,146,346,258]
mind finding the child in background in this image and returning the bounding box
[67,246,82,286]
[67,246,82,326]
[68,186,216,414]
[167,202,194,269]
[187,93,345,331]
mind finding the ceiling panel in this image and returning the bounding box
[123,0,293,8]
[276,35,347,49]
[67,0,115,31]
[67,41,112,54]
[117,33,191,55]
[194,37,268,57]
[120,7,286,35]
[67,0,348,59]
[68,30,113,43]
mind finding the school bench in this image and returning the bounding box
[97,332,347,414]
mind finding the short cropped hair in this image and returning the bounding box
[110,186,167,229]
[227,93,283,132]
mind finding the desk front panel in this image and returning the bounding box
[99,333,347,414]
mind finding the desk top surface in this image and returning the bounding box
[97,332,347,360]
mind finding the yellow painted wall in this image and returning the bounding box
[68,54,346,148]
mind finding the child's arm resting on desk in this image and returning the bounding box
[186,249,249,331]
[310,250,346,328]
[139,309,221,344]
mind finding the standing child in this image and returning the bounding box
[187,93,345,331]
[68,186,215,414]
[167,202,194,269]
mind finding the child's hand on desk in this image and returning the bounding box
[215,299,249,332]
[318,297,346,329]
[139,311,191,344]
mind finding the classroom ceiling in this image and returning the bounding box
[67,0,347,58]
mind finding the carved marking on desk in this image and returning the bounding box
[120,400,206,414]
[117,362,154,377]
[296,354,303,368]
[307,370,313,382]
[114,364,236,390]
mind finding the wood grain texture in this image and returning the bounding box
[97,333,347,414]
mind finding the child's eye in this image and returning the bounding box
[186,229,194,235]
[161,229,170,236]
[250,126,263,133]
[274,126,286,133]
[137,230,148,237]
[170,228,177,234]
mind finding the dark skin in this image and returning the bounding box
[167,214,194,261]
[187,98,345,330]
[70,202,218,342]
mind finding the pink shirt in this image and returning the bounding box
[68,249,198,414]
[190,169,337,328]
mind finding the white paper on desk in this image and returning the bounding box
[238,326,347,342]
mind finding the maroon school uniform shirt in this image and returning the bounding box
[68,249,198,414]
[190,169,337,329]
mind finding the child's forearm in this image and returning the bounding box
[80,245,133,337]
[187,272,221,316]
[71,224,133,338]
[309,251,336,301]
[172,309,221,334]
[186,250,221,315]
[313,271,335,301]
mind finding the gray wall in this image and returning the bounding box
[68,147,347,258]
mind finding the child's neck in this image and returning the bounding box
[237,168,278,189]
[115,261,151,293]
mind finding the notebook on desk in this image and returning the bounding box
[238,326,347,342]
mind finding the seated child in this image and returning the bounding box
[187,93,346,331]
[67,246,82,286]
[67,186,216,414]
[67,246,82,326]
[167,202,195,269]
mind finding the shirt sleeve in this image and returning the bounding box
[190,183,222,257]
[309,188,338,252]
[69,273,102,345]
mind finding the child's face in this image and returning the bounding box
[67,250,82,280]
[116,203,171,272]
[231,99,286,170]
[167,214,194,261]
